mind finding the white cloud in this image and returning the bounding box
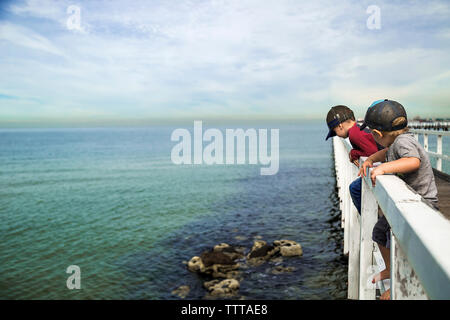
[0,22,65,56]
[8,0,66,20]
[0,0,449,123]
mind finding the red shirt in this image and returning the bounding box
[348,123,379,161]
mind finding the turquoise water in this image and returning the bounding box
[0,123,347,299]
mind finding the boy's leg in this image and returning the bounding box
[380,289,391,300]
[372,216,391,283]
[373,244,390,283]
[379,229,391,300]
[349,177,362,214]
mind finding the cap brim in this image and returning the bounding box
[325,129,336,140]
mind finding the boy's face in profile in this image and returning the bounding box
[333,124,348,138]
[370,129,393,147]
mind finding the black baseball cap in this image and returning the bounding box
[360,99,407,132]
[325,105,355,140]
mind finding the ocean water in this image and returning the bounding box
[0,122,348,299]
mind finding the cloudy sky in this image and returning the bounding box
[0,0,449,126]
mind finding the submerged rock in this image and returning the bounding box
[267,265,296,275]
[172,285,190,299]
[204,279,240,298]
[214,269,242,280]
[270,256,284,264]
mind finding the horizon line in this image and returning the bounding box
[1,113,449,129]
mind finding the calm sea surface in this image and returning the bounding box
[1,122,352,299]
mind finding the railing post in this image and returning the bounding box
[390,231,428,300]
[410,129,449,172]
[359,175,378,300]
[343,156,351,256]
[347,158,362,299]
[348,190,360,299]
[333,137,345,228]
[437,134,443,171]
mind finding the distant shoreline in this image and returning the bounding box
[0,118,325,129]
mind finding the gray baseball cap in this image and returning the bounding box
[360,99,407,132]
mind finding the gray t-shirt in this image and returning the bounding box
[386,132,438,207]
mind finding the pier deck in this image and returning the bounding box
[436,173,450,220]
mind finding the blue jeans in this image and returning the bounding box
[350,177,391,248]
[349,178,361,214]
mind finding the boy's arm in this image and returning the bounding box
[367,148,388,163]
[358,148,388,177]
[370,157,421,186]
[348,126,379,157]
[349,149,363,162]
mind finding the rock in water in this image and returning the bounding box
[186,239,302,298]
[248,240,279,259]
[187,256,206,273]
[250,240,267,251]
[213,243,230,252]
[273,240,303,257]
[200,251,235,266]
[213,243,245,261]
[204,279,240,298]
[187,250,240,278]
[248,244,275,258]
[246,240,280,266]
[172,285,190,299]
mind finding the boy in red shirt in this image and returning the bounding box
[325,105,382,213]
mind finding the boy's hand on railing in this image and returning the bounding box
[358,158,373,177]
[370,166,386,187]
[349,151,360,167]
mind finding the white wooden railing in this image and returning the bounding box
[333,136,450,300]
[410,129,450,172]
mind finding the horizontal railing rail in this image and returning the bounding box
[333,136,450,300]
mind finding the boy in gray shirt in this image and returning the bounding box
[358,99,439,300]
[385,132,438,208]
